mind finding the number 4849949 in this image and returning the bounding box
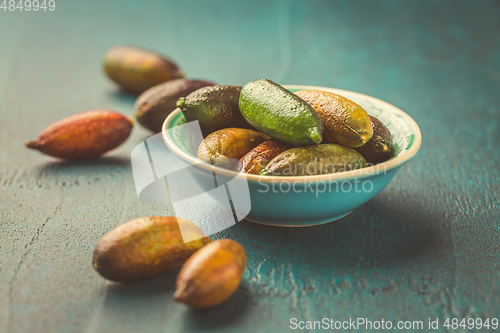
[443,318,498,330]
[1,0,55,11]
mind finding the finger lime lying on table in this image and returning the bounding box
[26,110,134,159]
[103,46,183,94]
[91,216,248,308]
[92,216,211,283]
[174,239,247,309]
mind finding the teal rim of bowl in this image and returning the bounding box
[163,85,422,183]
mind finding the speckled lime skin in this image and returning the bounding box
[135,79,215,132]
[103,46,183,94]
[197,128,271,170]
[262,144,367,176]
[178,85,253,137]
[295,90,373,147]
[235,140,294,175]
[354,116,395,164]
[239,79,323,146]
[26,110,133,159]
[174,239,247,309]
[92,217,211,283]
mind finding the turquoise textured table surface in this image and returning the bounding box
[0,0,499,332]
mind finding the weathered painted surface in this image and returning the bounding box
[0,0,499,332]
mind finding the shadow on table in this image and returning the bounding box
[98,267,251,331]
[104,268,179,298]
[107,89,138,106]
[36,156,130,172]
[94,269,181,331]
[90,192,451,330]
[180,287,252,331]
[33,156,131,188]
[226,193,452,273]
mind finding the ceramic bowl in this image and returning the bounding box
[162,85,421,227]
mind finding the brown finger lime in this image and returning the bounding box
[103,46,183,94]
[26,110,133,159]
[197,128,271,170]
[92,216,211,283]
[174,239,247,308]
[295,90,372,147]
